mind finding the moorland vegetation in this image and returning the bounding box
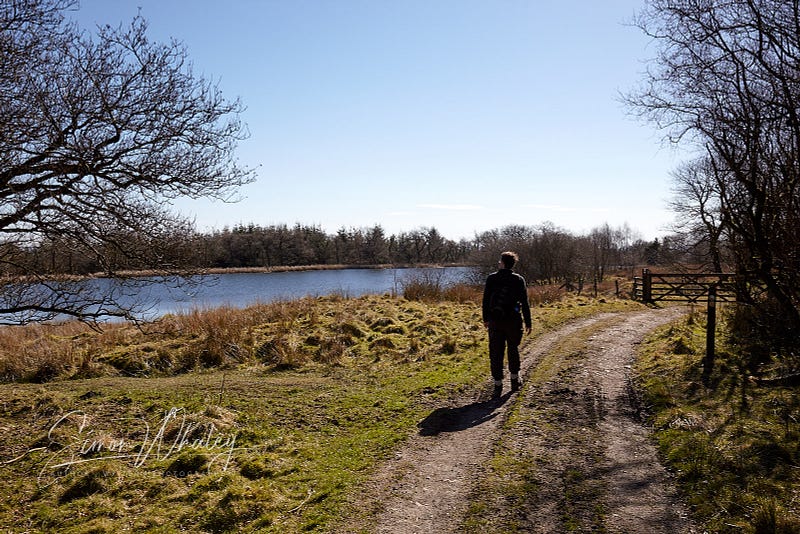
[0,278,633,532]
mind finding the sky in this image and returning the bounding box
[71,0,685,242]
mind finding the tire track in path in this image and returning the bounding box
[584,309,699,533]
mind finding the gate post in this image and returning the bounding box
[703,285,717,383]
[642,268,652,303]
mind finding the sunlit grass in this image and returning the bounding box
[633,310,800,533]
[1,294,487,532]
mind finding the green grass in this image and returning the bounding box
[633,308,800,533]
[0,291,638,533]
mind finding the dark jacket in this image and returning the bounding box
[482,268,532,329]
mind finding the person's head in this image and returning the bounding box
[499,251,518,269]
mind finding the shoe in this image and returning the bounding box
[511,377,522,392]
[492,385,502,399]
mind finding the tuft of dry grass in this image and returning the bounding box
[0,299,324,382]
[0,293,486,382]
[0,322,132,382]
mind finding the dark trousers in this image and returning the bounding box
[488,319,523,381]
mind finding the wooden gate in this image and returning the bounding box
[633,269,737,304]
[633,269,737,382]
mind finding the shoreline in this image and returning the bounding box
[108,263,475,278]
[0,263,476,283]
[192,262,473,275]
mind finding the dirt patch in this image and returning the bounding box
[338,307,700,533]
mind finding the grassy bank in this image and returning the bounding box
[634,308,800,533]
[0,283,633,533]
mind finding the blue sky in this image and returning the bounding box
[72,0,683,241]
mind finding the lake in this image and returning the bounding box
[131,266,477,319]
[0,267,479,323]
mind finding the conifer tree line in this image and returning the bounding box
[3,220,699,285]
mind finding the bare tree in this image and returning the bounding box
[0,0,253,323]
[669,157,728,272]
[628,0,800,345]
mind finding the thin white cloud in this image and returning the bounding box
[417,203,484,211]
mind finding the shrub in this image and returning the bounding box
[442,283,482,303]
[402,278,442,301]
[528,284,566,306]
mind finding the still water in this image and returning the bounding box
[136,266,476,318]
[0,267,478,323]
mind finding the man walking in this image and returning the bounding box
[482,251,532,398]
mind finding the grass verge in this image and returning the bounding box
[633,308,800,533]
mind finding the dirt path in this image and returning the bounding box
[340,307,698,533]
[587,311,697,533]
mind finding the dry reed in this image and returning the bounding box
[0,298,323,382]
[0,278,587,383]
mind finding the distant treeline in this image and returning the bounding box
[201,224,467,268]
[7,221,704,285]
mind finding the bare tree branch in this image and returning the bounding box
[0,0,254,324]
[627,0,800,352]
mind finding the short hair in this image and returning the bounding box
[500,251,518,269]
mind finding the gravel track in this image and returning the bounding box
[339,307,698,533]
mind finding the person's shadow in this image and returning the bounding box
[417,393,510,436]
